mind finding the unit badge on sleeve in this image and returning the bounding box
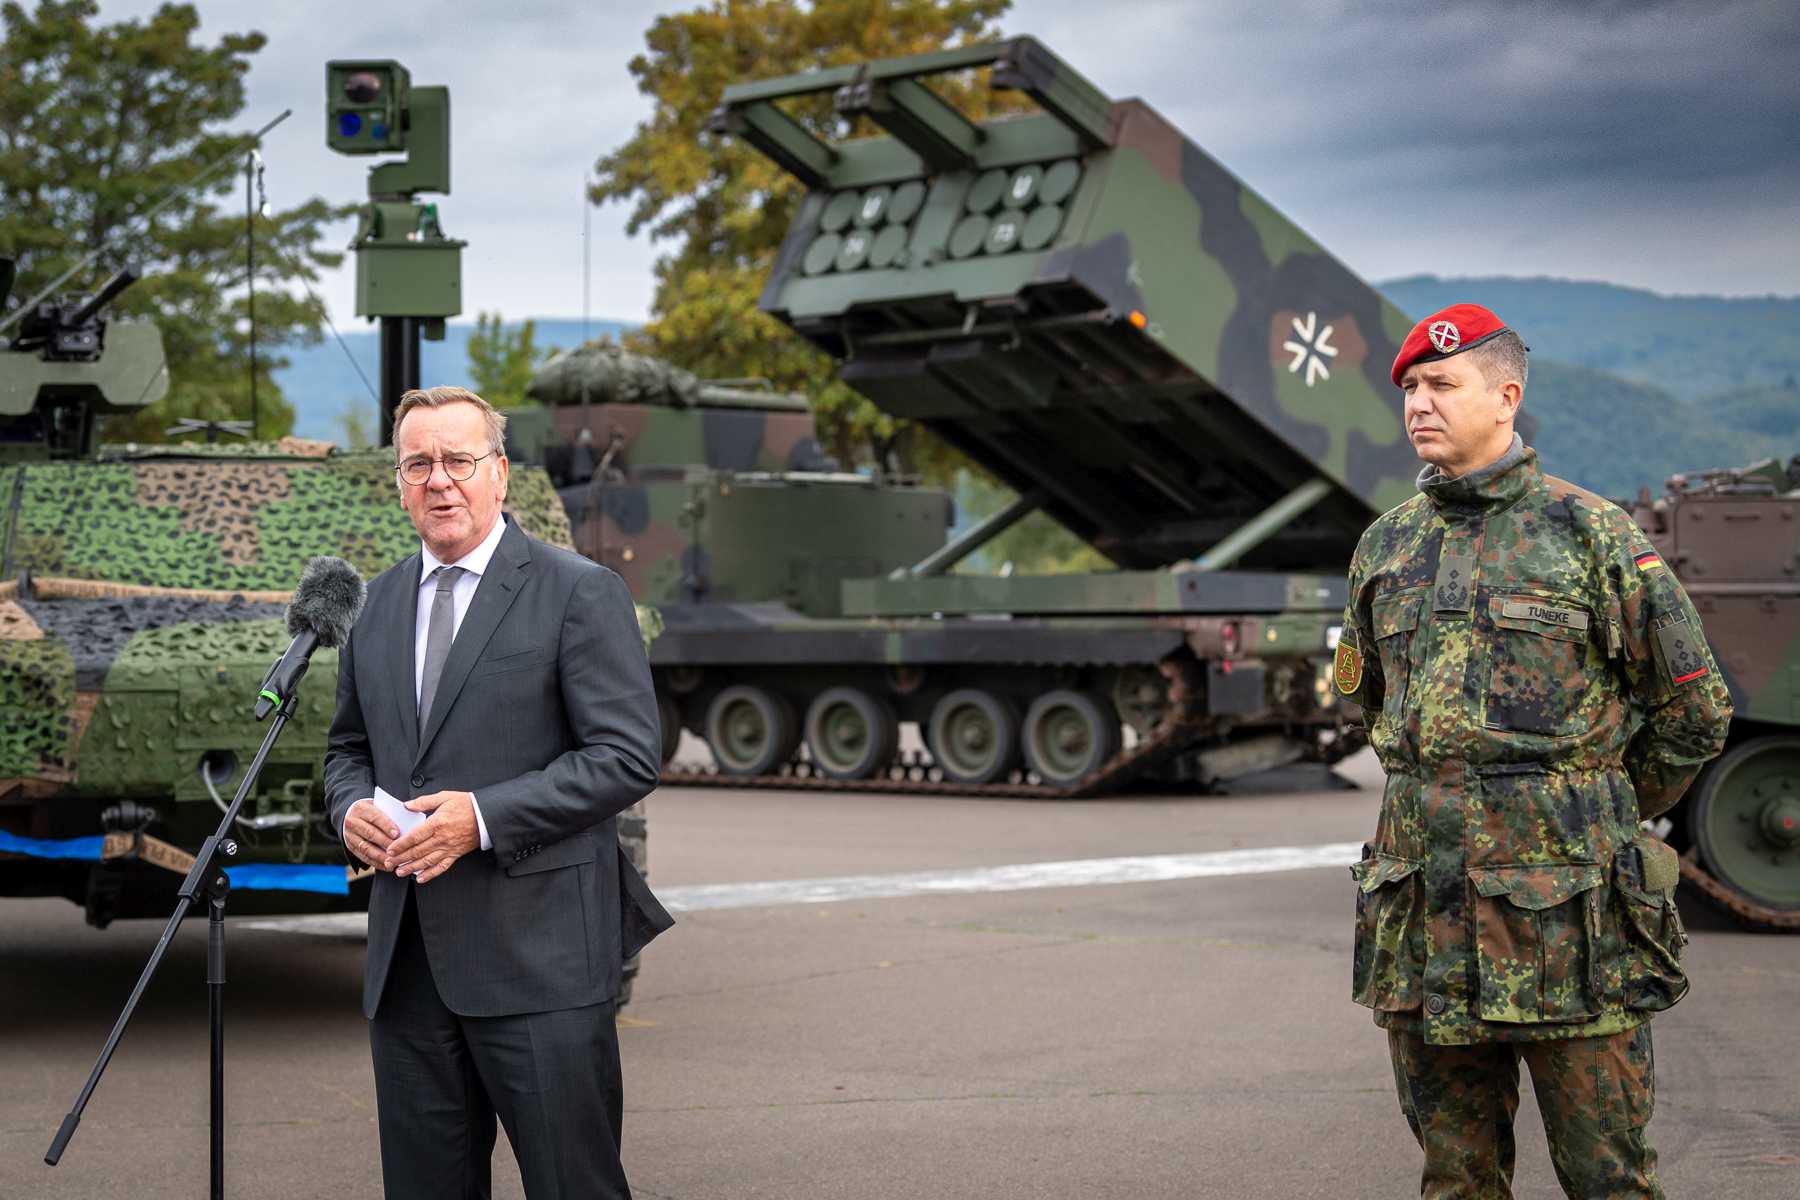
[1334,639,1364,696]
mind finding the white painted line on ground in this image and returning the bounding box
[241,911,370,939]
[657,841,1365,912]
[239,841,1363,938]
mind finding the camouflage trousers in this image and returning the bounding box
[1387,1024,1663,1199]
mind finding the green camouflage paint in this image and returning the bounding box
[719,36,1424,570]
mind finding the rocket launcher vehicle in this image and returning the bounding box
[712,37,1422,598]
[710,43,1800,923]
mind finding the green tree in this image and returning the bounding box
[0,0,348,442]
[952,469,1114,575]
[590,0,1016,474]
[334,400,374,450]
[465,311,548,408]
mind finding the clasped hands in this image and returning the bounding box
[343,790,479,884]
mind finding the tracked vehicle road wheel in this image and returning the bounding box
[805,687,899,780]
[1023,690,1121,787]
[1688,736,1800,912]
[656,693,683,766]
[927,689,1019,785]
[705,685,797,776]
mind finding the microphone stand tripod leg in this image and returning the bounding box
[206,877,229,1200]
[45,695,296,1192]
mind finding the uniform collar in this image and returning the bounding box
[1416,434,1536,514]
[419,512,507,586]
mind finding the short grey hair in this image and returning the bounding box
[1468,330,1529,391]
[392,386,508,457]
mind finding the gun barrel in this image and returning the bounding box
[67,264,140,327]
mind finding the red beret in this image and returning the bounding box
[1391,303,1512,387]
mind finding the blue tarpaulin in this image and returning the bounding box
[219,863,348,895]
[0,830,349,895]
[0,831,106,860]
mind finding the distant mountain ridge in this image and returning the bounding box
[275,318,634,442]
[267,279,1800,502]
[1376,276,1800,498]
[1378,275,1800,401]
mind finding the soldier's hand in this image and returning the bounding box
[343,799,400,871]
[387,790,479,884]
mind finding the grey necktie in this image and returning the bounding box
[418,565,463,730]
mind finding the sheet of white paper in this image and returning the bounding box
[372,786,428,836]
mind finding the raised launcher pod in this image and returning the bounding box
[712,36,1422,582]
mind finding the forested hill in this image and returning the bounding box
[271,280,1799,504]
[1378,276,1800,499]
[1379,276,1800,400]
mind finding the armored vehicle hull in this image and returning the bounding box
[511,338,1358,798]
[1631,457,1800,928]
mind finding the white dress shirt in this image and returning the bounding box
[344,515,504,853]
[414,516,505,851]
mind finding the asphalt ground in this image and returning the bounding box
[3,749,1796,1199]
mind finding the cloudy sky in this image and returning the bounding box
[92,0,1800,327]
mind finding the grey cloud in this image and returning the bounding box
[82,0,1798,318]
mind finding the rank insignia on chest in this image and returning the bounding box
[1634,550,1665,572]
[1334,640,1363,695]
[1435,553,1475,613]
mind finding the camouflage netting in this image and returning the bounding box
[107,615,294,673]
[4,451,573,592]
[100,437,336,460]
[633,603,662,655]
[0,636,75,779]
[527,346,701,409]
[19,596,286,688]
[0,450,576,785]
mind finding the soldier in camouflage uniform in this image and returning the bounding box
[1335,304,1732,1198]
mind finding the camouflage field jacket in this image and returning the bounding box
[1336,438,1732,1045]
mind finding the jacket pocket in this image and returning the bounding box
[1485,594,1594,736]
[1469,862,1606,1023]
[1609,835,1689,1012]
[618,842,675,959]
[1350,851,1425,1012]
[469,647,549,679]
[1371,590,1424,742]
[505,834,597,877]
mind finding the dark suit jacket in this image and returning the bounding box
[324,517,672,1019]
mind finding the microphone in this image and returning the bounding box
[255,556,366,720]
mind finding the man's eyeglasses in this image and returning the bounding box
[396,452,493,486]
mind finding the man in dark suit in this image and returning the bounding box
[325,385,669,1200]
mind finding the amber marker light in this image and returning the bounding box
[1128,310,1148,330]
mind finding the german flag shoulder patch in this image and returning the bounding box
[1633,549,1665,572]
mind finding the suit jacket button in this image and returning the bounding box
[411,774,424,788]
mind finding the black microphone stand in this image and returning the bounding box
[46,688,303,1200]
